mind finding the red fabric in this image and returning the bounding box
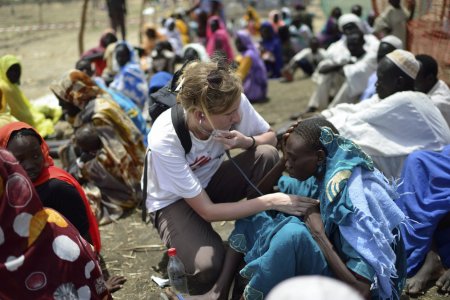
[82,47,107,77]
[0,149,110,299]
[0,122,101,253]
[81,31,114,76]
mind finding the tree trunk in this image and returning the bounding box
[78,0,90,56]
[138,0,147,44]
[38,1,43,25]
[91,0,96,27]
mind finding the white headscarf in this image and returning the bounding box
[381,35,403,50]
[338,13,364,32]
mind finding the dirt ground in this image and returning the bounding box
[1,0,448,299]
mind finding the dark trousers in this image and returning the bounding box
[153,145,279,294]
[109,10,126,40]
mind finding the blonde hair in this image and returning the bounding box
[177,61,242,118]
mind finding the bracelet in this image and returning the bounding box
[248,136,256,149]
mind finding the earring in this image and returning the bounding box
[316,160,326,177]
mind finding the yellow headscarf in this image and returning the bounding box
[175,19,190,45]
[0,55,55,137]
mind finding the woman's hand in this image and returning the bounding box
[105,275,127,293]
[265,192,320,216]
[281,121,299,156]
[213,130,253,150]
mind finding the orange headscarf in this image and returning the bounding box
[0,122,101,253]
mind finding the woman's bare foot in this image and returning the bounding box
[182,288,224,300]
[436,269,450,294]
[161,287,215,300]
[105,275,127,293]
[405,250,444,295]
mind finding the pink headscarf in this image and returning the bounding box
[206,16,234,61]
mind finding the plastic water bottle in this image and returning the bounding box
[167,248,189,297]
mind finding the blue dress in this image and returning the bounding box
[229,127,406,300]
[396,145,450,276]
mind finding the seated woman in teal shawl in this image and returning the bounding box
[190,118,406,300]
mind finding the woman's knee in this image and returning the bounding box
[275,222,316,250]
[255,144,279,168]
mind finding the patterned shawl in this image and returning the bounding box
[0,149,110,299]
[109,41,149,109]
[51,69,145,224]
[0,122,101,253]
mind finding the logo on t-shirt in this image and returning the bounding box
[190,155,211,171]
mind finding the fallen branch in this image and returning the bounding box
[120,244,166,252]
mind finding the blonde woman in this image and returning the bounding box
[144,61,306,294]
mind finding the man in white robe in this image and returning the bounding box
[415,54,450,128]
[305,14,379,113]
[323,50,450,179]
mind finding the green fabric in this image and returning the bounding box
[0,55,55,137]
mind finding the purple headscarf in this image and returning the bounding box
[236,30,267,102]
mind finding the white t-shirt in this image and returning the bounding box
[144,94,270,212]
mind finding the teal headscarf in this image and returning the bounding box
[317,126,374,234]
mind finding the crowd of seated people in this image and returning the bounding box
[1,0,449,298]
